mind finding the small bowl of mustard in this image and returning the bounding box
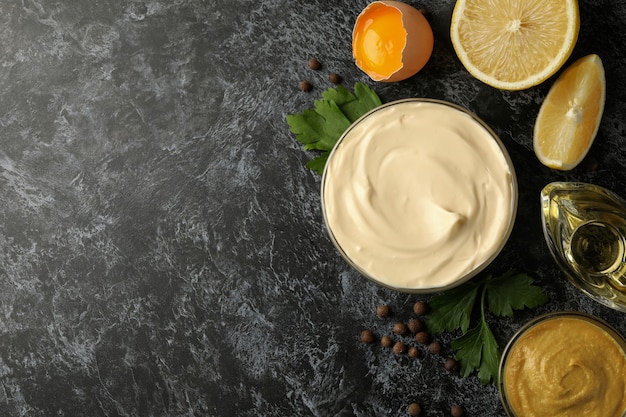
[498,311,626,417]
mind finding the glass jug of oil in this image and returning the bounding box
[541,182,626,312]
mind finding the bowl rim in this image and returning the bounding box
[497,310,626,417]
[320,98,519,293]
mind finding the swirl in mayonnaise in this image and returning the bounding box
[322,99,516,291]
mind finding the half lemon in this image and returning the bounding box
[450,0,580,90]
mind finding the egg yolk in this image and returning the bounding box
[353,5,406,79]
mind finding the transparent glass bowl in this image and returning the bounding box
[498,311,626,417]
[541,182,626,312]
[320,98,518,293]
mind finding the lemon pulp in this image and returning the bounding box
[451,0,579,90]
[533,54,606,170]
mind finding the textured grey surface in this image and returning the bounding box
[0,0,625,416]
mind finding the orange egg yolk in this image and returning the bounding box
[353,6,406,79]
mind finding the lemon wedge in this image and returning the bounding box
[450,0,580,90]
[533,54,606,170]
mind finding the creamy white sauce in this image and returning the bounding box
[322,100,516,290]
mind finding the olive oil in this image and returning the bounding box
[541,182,626,312]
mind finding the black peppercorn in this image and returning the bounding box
[393,322,407,336]
[413,301,428,315]
[393,341,405,354]
[308,58,321,70]
[429,341,442,355]
[328,72,342,84]
[408,318,424,333]
[444,358,460,373]
[381,335,393,348]
[408,402,422,416]
[408,346,420,359]
[415,331,430,344]
[299,80,312,92]
[451,405,464,417]
[376,304,392,318]
[360,329,375,344]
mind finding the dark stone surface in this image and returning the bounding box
[0,0,624,416]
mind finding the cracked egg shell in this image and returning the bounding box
[352,1,434,82]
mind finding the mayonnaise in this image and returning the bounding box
[321,99,516,291]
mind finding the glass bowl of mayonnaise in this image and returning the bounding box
[321,98,518,293]
[498,311,626,417]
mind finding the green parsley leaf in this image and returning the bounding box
[486,271,548,317]
[286,109,332,149]
[322,83,382,121]
[308,99,352,149]
[427,271,548,384]
[353,82,383,112]
[286,101,349,153]
[287,83,382,174]
[320,83,355,104]
[426,281,479,334]
[305,152,329,175]
[451,319,499,384]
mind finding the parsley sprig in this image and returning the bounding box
[427,271,547,384]
[286,83,382,174]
